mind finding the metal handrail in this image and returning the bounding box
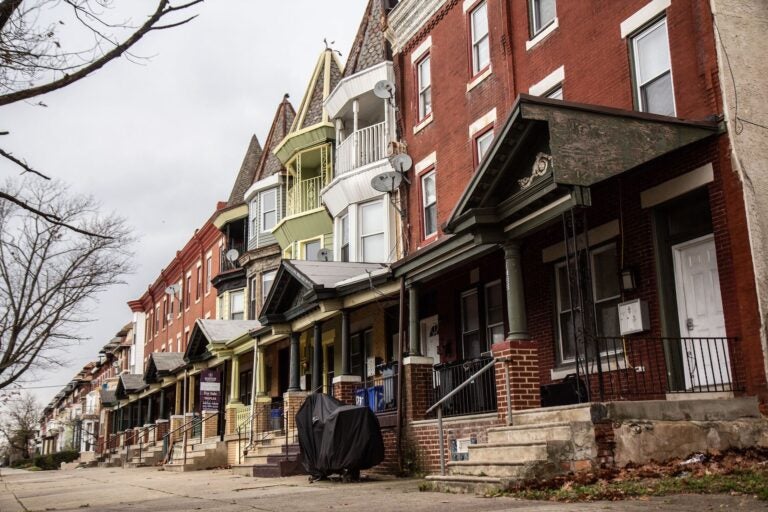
[161,411,221,466]
[134,422,162,467]
[426,357,508,477]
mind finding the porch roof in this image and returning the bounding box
[185,319,262,362]
[446,94,719,235]
[115,374,145,399]
[144,352,186,383]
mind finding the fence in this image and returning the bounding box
[430,357,497,418]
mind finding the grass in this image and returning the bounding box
[507,468,768,502]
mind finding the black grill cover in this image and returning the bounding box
[296,393,385,478]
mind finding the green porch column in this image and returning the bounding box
[503,241,529,340]
[288,332,301,392]
[255,346,267,397]
[408,284,421,356]
[229,356,241,404]
[312,323,322,392]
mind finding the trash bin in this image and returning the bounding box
[367,386,383,413]
[354,388,367,407]
[270,407,283,431]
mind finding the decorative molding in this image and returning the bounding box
[518,153,552,189]
[389,0,447,55]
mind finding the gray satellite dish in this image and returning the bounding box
[225,248,240,262]
[371,171,403,193]
[373,79,396,100]
[165,283,181,296]
[389,153,413,174]
[317,248,332,262]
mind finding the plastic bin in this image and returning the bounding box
[367,385,383,413]
[269,407,283,431]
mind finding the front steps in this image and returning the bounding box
[163,438,227,472]
[124,444,165,468]
[232,431,304,477]
[426,404,593,494]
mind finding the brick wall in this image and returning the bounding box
[492,340,540,417]
[332,380,359,405]
[202,410,218,440]
[403,361,433,422]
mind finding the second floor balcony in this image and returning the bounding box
[336,121,388,176]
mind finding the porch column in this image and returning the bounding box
[408,284,421,356]
[503,241,529,340]
[288,332,301,392]
[159,387,166,420]
[312,323,322,392]
[229,356,241,404]
[255,346,267,397]
[146,396,153,424]
[341,310,350,375]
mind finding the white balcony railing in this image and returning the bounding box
[288,175,324,215]
[336,121,387,176]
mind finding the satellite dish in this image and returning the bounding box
[373,80,396,100]
[317,248,332,262]
[226,248,240,262]
[371,171,403,193]
[165,283,181,296]
[389,153,413,174]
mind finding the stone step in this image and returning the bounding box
[231,463,282,478]
[424,475,509,495]
[486,421,572,444]
[510,403,592,426]
[446,461,528,479]
[466,442,548,463]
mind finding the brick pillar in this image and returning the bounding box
[225,406,238,436]
[252,397,272,435]
[403,357,435,423]
[202,410,218,440]
[332,375,362,405]
[155,419,169,445]
[142,424,152,444]
[169,415,184,443]
[492,340,540,422]
[283,391,308,432]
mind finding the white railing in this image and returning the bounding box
[336,121,387,176]
[288,175,323,215]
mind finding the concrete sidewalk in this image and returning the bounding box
[0,466,765,511]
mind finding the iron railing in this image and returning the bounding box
[288,175,324,215]
[160,412,215,466]
[236,400,286,464]
[574,336,743,402]
[430,357,497,418]
[220,241,246,272]
[353,363,398,414]
[335,121,387,176]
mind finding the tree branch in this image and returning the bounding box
[0,148,51,180]
[0,191,111,238]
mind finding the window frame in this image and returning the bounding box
[205,256,212,294]
[195,266,202,301]
[469,0,490,77]
[359,199,386,262]
[416,54,432,122]
[529,0,557,37]
[630,16,675,116]
[484,280,505,345]
[229,290,245,321]
[473,126,495,167]
[420,168,438,240]
[302,237,323,261]
[261,270,276,309]
[248,276,258,320]
[545,86,563,100]
[259,188,278,233]
[340,213,350,262]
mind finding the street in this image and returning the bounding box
[1,467,765,512]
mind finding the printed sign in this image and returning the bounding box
[199,369,221,411]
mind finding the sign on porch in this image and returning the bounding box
[200,369,221,411]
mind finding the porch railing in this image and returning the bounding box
[288,175,323,215]
[335,121,387,176]
[430,357,497,418]
[220,241,246,272]
[578,336,742,401]
[353,363,398,414]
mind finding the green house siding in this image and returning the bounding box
[273,208,333,255]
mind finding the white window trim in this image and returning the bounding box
[415,152,437,174]
[416,54,432,124]
[468,108,497,139]
[631,17,676,116]
[205,256,212,296]
[484,280,504,342]
[359,199,386,262]
[640,163,714,208]
[410,35,432,64]
[529,65,565,96]
[466,65,493,92]
[421,170,438,239]
[259,188,278,233]
[475,129,495,164]
[261,270,277,308]
[526,15,558,51]
[301,236,324,261]
[229,289,245,320]
[620,0,671,38]
[413,114,434,135]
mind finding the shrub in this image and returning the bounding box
[32,450,80,470]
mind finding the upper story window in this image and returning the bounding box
[230,290,244,320]
[303,239,322,261]
[196,266,202,300]
[530,0,556,35]
[421,170,437,238]
[360,200,385,262]
[262,270,276,308]
[185,275,191,309]
[206,256,212,293]
[260,189,277,232]
[248,276,258,320]
[340,214,350,262]
[631,18,675,116]
[546,87,563,100]
[470,1,490,75]
[417,55,432,121]
[475,129,494,164]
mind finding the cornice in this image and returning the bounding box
[387,0,447,54]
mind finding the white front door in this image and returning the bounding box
[672,234,731,389]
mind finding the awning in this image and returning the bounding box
[144,352,186,384]
[185,319,263,363]
[115,374,146,400]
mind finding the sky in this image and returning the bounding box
[0,0,369,408]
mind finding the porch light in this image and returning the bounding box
[620,267,637,292]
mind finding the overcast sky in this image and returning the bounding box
[0,0,368,407]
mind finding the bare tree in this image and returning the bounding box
[0,392,40,460]
[0,178,133,390]
[0,0,202,234]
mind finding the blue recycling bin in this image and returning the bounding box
[269,407,283,431]
[354,388,366,407]
[367,385,383,413]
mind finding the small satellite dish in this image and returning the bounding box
[373,79,396,100]
[225,248,240,262]
[389,153,413,174]
[317,248,332,262]
[371,171,403,193]
[165,283,181,296]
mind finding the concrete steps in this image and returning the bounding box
[124,445,165,468]
[231,442,303,478]
[163,439,227,472]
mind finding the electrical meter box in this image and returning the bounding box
[618,299,650,335]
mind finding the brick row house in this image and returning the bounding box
[38,0,768,486]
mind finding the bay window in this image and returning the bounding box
[360,200,385,262]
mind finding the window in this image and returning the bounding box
[417,55,432,121]
[248,276,258,320]
[154,306,160,334]
[303,239,321,261]
[261,270,276,308]
[169,294,174,321]
[260,189,277,232]
[239,368,253,405]
[206,256,212,293]
[475,129,494,164]
[530,0,556,35]
[196,266,201,300]
[360,200,385,262]
[421,171,437,238]
[185,275,191,309]
[546,86,563,100]
[554,244,621,363]
[470,1,490,75]
[250,201,258,239]
[485,281,505,344]
[461,290,482,359]
[340,214,350,262]
[230,290,244,320]
[631,18,674,116]
[162,299,167,328]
